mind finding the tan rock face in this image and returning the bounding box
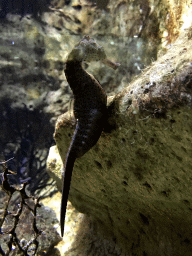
[51,28,192,255]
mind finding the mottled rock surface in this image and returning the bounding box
[51,28,192,255]
[0,172,61,256]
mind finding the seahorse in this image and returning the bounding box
[61,35,120,237]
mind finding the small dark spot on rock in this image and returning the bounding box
[136,149,148,160]
[122,181,128,186]
[106,160,112,168]
[176,155,182,162]
[139,213,149,225]
[121,138,126,143]
[149,137,155,144]
[183,238,190,244]
[74,17,81,24]
[42,60,50,69]
[34,46,45,56]
[144,88,149,94]
[133,168,143,180]
[153,108,166,118]
[171,134,182,142]
[101,189,106,193]
[173,176,180,182]
[140,228,146,234]
[183,199,190,205]
[83,62,89,69]
[65,0,71,5]
[181,147,186,153]
[94,160,102,169]
[56,99,62,104]
[58,18,64,27]
[77,28,82,33]
[126,98,132,106]
[68,133,71,137]
[55,61,64,71]
[184,75,192,89]
[73,5,82,10]
[161,190,169,197]
[170,119,175,123]
[143,182,152,190]
[130,91,133,94]
[132,130,137,135]
[1,52,10,59]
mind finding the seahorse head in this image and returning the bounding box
[67,35,107,62]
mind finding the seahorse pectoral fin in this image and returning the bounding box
[60,156,75,237]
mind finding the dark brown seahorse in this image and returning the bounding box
[60,35,120,237]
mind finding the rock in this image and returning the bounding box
[51,29,192,255]
[46,144,63,190]
[0,183,61,255]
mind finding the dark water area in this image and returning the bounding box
[0,0,52,19]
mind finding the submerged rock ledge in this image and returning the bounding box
[48,30,192,255]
